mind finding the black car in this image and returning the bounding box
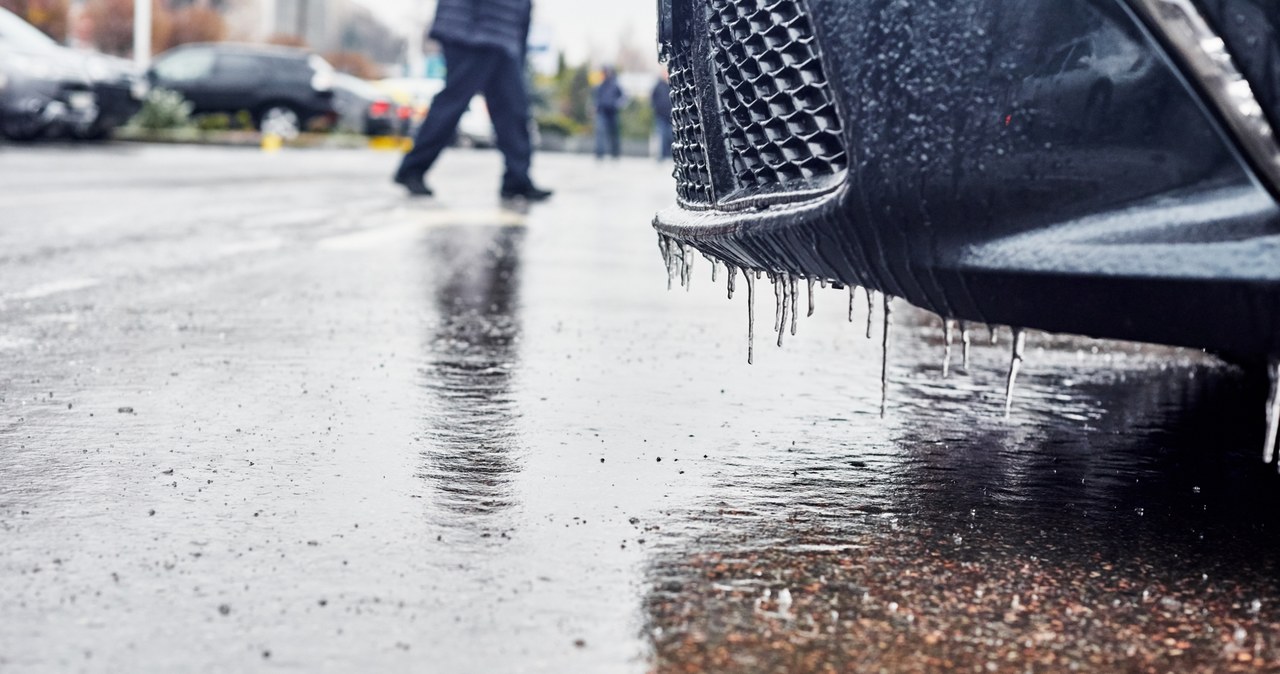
[149,43,337,137]
[654,0,1280,360]
[0,8,97,140]
[75,50,148,140]
[332,73,406,137]
[654,0,1280,460]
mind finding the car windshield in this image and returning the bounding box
[0,8,58,51]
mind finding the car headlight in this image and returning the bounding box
[308,54,334,92]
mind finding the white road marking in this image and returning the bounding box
[6,278,101,301]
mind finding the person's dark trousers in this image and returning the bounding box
[396,42,534,190]
[595,111,621,159]
[655,117,673,161]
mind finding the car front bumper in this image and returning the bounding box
[654,0,1280,355]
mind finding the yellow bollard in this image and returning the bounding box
[261,133,283,153]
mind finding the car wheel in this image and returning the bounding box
[257,104,302,139]
[1,115,42,142]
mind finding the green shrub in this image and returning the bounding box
[620,98,655,141]
[536,112,586,137]
[194,113,231,131]
[130,88,193,130]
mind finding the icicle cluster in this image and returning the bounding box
[657,233,1033,417]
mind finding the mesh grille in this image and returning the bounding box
[706,0,847,190]
[669,53,714,205]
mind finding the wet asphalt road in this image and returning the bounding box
[3,144,1280,673]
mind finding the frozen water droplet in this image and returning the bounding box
[1004,328,1027,417]
[942,320,954,379]
[881,295,894,417]
[1264,358,1280,465]
[959,321,972,372]
[772,274,784,335]
[866,289,877,339]
[777,276,790,348]
[807,278,816,318]
[848,286,856,323]
[711,258,719,284]
[745,272,756,365]
[726,264,737,300]
[783,276,793,335]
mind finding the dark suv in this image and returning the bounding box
[149,43,337,136]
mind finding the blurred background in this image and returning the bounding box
[0,0,664,153]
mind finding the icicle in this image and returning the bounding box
[711,259,720,284]
[726,264,737,300]
[756,270,763,280]
[942,320,954,379]
[789,276,799,336]
[682,244,694,292]
[772,274,784,334]
[1004,328,1027,417]
[777,276,790,348]
[807,278,816,318]
[660,236,675,291]
[1265,358,1280,464]
[866,289,876,339]
[959,320,972,372]
[746,272,756,365]
[880,295,894,417]
[988,324,999,345]
[820,279,828,289]
[848,286,856,323]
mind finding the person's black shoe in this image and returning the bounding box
[394,173,434,197]
[500,183,553,202]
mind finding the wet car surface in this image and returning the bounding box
[2,146,1280,672]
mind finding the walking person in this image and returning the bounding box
[651,68,672,161]
[394,0,552,202]
[593,66,624,160]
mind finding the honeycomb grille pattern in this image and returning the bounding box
[669,53,714,205]
[707,0,847,189]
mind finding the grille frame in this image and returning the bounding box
[663,0,850,212]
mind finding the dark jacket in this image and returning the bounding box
[429,0,532,61]
[594,74,625,114]
[651,80,672,120]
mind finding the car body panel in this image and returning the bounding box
[654,0,1280,355]
[149,43,336,128]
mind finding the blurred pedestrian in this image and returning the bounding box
[651,68,672,162]
[594,66,624,160]
[394,0,552,202]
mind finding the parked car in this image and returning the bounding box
[75,50,148,140]
[0,8,97,140]
[332,73,408,137]
[653,0,1280,360]
[148,43,336,137]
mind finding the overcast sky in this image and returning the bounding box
[356,0,658,65]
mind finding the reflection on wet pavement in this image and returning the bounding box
[1,147,1279,673]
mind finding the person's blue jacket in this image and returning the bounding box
[594,73,625,114]
[430,0,532,61]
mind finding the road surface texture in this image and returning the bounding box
[2,144,1280,673]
